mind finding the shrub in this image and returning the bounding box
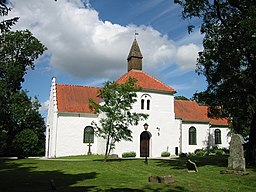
[195,149,207,156]
[161,151,170,157]
[122,151,136,158]
[179,153,187,158]
[215,149,225,155]
[12,129,39,158]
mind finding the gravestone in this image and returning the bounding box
[186,159,198,172]
[228,134,246,171]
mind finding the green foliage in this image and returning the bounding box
[89,77,148,160]
[0,1,47,156]
[174,96,189,100]
[195,149,207,156]
[0,0,19,33]
[175,0,256,165]
[12,129,39,158]
[161,151,171,157]
[194,147,228,157]
[179,153,188,158]
[122,151,136,158]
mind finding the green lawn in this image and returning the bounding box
[0,155,255,192]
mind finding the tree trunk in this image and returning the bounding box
[104,135,110,161]
[247,110,256,166]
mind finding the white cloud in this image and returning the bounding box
[7,0,200,80]
[175,43,202,71]
[39,100,49,113]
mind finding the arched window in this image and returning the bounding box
[189,127,197,145]
[147,100,150,110]
[83,126,94,143]
[141,99,145,110]
[214,129,222,144]
[140,94,151,110]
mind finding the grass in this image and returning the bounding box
[0,155,256,191]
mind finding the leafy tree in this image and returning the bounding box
[89,78,148,160]
[0,1,47,156]
[12,129,39,158]
[174,96,189,100]
[175,0,256,165]
[0,0,19,33]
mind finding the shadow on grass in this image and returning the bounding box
[155,155,229,169]
[97,185,189,192]
[0,159,98,192]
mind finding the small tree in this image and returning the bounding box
[12,129,39,158]
[89,77,148,160]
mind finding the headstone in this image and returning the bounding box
[228,134,246,171]
[148,175,175,184]
[186,159,198,172]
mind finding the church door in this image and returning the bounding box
[140,131,151,157]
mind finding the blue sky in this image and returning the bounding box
[6,0,206,118]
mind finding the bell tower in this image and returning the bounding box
[127,38,143,71]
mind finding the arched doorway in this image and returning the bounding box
[140,131,151,157]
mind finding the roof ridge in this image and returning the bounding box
[57,84,101,89]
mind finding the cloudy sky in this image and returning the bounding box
[5,0,206,117]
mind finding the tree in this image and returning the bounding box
[174,96,189,100]
[0,1,47,156]
[0,0,19,33]
[89,78,148,160]
[175,0,256,165]
[13,129,39,158]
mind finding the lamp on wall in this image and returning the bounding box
[143,123,149,131]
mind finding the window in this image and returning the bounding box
[214,129,222,144]
[189,127,197,145]
[141,99,144,110]
[83,126,94,143]
[147,100,150,110]
[140,94,151,110]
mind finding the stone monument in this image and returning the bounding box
[228,134,246,171]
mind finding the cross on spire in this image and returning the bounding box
[135,30,139,39]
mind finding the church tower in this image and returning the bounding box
[127,38,143,72]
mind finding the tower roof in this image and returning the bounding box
[127,38,143,60]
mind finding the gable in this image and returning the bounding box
[56,84,100,113]
[174,100,229,126]
[116,70,176,94]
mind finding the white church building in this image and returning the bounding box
[45,39,230,158]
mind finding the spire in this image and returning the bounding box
[127,38,143,72]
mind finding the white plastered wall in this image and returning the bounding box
[181,122,231,153]
[209,126,230,149]
[112,91,180,157]
[53,113,105,157]
[181,122,210,153]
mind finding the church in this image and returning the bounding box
[45,39,230,158]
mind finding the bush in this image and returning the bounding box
[122,151,136,158]
[161,151,170,157]
[12,129,39,158]
[195,149,207,156]
[179,153,187,158]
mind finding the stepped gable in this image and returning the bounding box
[116,69,176,94]
[174,100,229,126]
[56,84,100,113]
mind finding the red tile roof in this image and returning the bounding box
[116,70,176,94]
[174,100,229,126]
[56,84,100,113]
